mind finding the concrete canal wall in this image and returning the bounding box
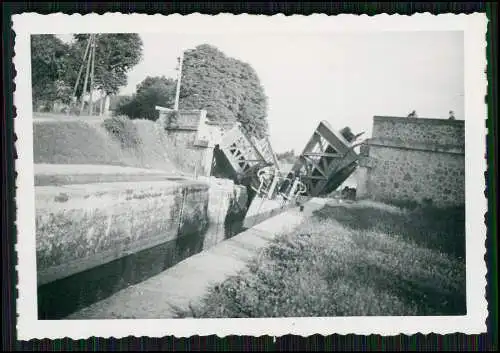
[33,114,249,319]
[36,171,248,319]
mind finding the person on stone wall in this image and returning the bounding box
[341,186,350,199]
[340,186,357,201]
[449,110,456,120]
[349,187,357,200]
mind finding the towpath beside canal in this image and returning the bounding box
[67,198,328,319]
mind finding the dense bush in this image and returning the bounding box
[179,44,269,139]
[101,115,142,149]
[68,34,143,99]
[276,149,296,164]
[31,35,72,111]
[115,76,177,121]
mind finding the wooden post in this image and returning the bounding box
[69,35,92,116]
[88,34,97,116]
[174,51,184,111]
[80,34,94,115]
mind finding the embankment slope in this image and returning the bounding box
[33,115,179,173]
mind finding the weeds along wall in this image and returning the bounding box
[33,115,178,172]
[33,111,215,176]
[357,116,465,208]
[33,113,248,319]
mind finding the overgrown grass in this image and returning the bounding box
[179,202,466,318]
[102,115,142,149]
[33,115,178,172]
[33,118,127,166]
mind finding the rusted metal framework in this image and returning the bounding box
[290,120,360,197]
[250,135,281,173]
[212,120,361,205]
[250,164,307,201]
[211,123,275,194]
[218,124,269,174]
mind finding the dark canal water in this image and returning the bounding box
[37,213,246,320]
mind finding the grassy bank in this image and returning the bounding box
[181,201,466,318]
[33,115,178,172]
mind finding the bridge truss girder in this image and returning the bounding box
[290,121,360,197]
[212,123,279,193]
[212,120,360,202]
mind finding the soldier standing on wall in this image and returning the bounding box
[407,110,418,118]
[341,186,350,199]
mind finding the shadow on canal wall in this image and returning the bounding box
[36,175,248,320]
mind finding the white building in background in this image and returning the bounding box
[87,94,128,116]
[104,95,111,116]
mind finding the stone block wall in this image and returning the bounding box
[157,107,220,177]
[164,129,213,176]
[357,116,465,208]
[372,116,465,146]
[175,110,204,129]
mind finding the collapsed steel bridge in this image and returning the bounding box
[211,120,364,206]
[290,121,362,197]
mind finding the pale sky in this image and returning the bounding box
[59,31,464,153]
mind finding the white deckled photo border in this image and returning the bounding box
[13,12,489,340]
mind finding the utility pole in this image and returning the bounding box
[68,35,92,116]
[80,34,94,115]
[174,50,184,111]
[88,34,97,116]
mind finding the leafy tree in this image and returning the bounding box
[30,34,72,110]
[276,149,295,159]
[179,44,269,138]
[67,33,143,100]
[276,149,296,164]
[115,76,177,120]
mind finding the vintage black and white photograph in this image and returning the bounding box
[14,13,487,339]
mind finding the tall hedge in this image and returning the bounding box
[179,44,269,139]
